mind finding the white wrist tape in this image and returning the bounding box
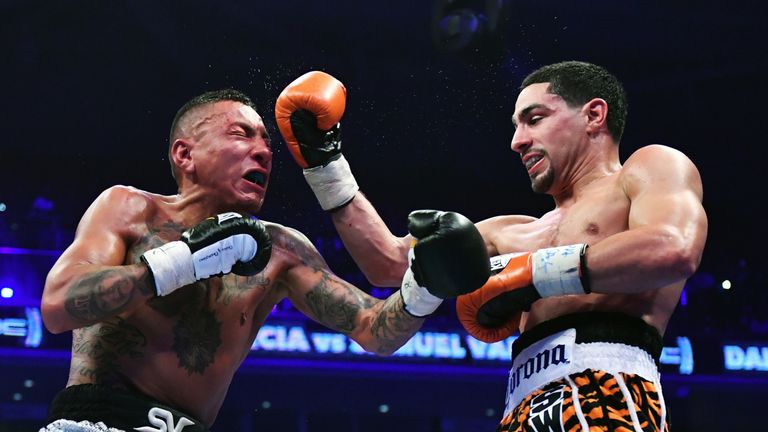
[399,249,443,317]
[303,155,359,211]
[531,244,588,298]
[400,268,443,317]
[142,241,195,297]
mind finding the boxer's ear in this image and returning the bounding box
[171,138,195,177]
[583,98,608,137]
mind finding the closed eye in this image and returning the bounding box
[231,126,254,137]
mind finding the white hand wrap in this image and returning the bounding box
[531,244,588,298]
[142,234,258,297]
[399,249,443,317]
[302,155,359,210]
[141,241,195,297]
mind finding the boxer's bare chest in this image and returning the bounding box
[131,218,280,364]
[70,216,282,384]
[497,176,630,252]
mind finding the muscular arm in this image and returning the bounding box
[42,187,156,333]
[587,145,708,294]
[330,193,411,287]
[274,225,423,355]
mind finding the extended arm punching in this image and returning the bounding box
[275,71,411,287]
[280,209,490,355]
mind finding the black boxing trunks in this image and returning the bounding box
[40,384,208,432]
[497,311,669,432]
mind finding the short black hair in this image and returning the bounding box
[521,61,627,143]
[168,89,257,181]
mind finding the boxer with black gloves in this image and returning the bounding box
[400,210,490,317]
[40,88,485,432]
[275,63,707,432]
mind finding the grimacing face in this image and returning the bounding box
[510,83,588,194]
[186,101,273,212]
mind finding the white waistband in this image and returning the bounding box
[504,329,660,416]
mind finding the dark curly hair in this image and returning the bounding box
[522,61,627,143]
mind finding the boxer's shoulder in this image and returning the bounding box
[621,144,695,176]
[94,185,165,215]
[257,221,327,269]
[619,145,702,197]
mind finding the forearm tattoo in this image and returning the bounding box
[370,294,423,355]
[64,267,154,322]
[305,272,361,333]
[304,271,422,354]
[275,224,423,353]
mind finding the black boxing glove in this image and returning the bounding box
[141,212,272,296]
[399,210,491,317]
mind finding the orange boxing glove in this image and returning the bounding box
[457,244,590,343]
[275,71,358,211]
[275,71,347,168]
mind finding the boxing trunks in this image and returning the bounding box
[40,384,208,432]
[498,311,669,432]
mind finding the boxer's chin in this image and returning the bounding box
[531,169,554,194]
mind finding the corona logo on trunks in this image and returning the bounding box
[509,343,570,393]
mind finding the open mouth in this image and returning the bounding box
[525,154,544,170]
[243,171,266,187]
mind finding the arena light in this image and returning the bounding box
[0,287,12,299]
[431,0,510,54]
[721,280,732,290]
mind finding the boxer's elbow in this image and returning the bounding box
[375,346,399,357]
[657,229,702,281]
[41,277,76,334]
[370,339,400,357]
[41,296,70,334]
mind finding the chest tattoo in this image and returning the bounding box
[72,318,146,382]
[172,306,222,375]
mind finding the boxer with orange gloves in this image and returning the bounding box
[455,244,588,344]
[275,63,707,431]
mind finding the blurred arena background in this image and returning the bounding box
[2,1,767,430]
